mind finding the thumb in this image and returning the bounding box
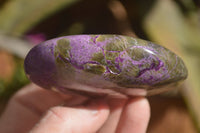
[30,100,110,133]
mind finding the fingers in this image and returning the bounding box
[98,98,127,133]
[12,84,88,114]
[30,100,110,133]
[0,83,151,133]
[12,84,71,115]
[0,84,89,133]
[116,97,150,133]
[0,95,43,133]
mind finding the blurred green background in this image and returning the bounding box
[0,0,199,132]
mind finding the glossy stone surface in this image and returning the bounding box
[24,35,188,96]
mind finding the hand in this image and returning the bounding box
[0,84,150,133]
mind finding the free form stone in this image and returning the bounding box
[24,35,188,96]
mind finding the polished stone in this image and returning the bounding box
[24,35,188,96]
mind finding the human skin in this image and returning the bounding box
[0,84,150,133]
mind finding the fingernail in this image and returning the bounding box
[85,100,107,115]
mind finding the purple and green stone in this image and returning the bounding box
[24,35,188,96]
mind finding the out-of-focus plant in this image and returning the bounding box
[0,50,29,101]
[0,0,81,36]
[143,0,200,130]
[0,0,82,100]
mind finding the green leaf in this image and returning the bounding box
[144,0,200,131]
[0,0,81,36]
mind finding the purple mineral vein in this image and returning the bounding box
[25,35,188,95]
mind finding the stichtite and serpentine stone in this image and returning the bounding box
[24,35,188,96]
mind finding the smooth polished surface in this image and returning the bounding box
[24,35,188,96]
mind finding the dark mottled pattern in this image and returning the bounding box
[24,35,188,95]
